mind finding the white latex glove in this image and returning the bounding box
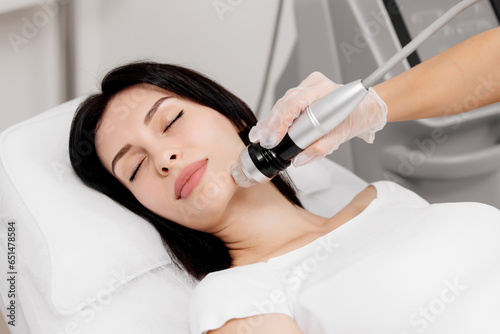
[249,72,388,166]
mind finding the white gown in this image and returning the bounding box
[189,181,500,334]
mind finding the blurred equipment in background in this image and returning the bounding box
[273,0,500,207]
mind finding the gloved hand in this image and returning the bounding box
[249,72,388,166]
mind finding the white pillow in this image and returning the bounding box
[0,96,366,334]
[0,98,198,334]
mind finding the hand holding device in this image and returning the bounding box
[249,72,387,166]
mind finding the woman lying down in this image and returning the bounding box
[69,27,500,334]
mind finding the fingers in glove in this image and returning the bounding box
[259,88,310,148]
[252,72,339,149]
[291,133,340,167]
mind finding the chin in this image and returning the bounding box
[180,195,231,232]
[201,175,234,203]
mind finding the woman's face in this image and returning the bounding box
[95,83,247,232]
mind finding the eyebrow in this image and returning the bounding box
[110,95,172,175]
[111,144,131,175]
[144,96,172,126]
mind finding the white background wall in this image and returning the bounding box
[0,0,297,133]
[0,1,66,133]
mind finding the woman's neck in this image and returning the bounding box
[211,181,329,266]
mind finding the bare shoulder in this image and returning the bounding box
[348,185,377,214]
[208,313,304,334]
[322,185,377,229]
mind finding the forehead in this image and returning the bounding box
[97,84,173,134]
[105,83,170,119]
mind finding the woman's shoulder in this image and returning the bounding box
[348,183,377,213]
[336,181,429,224]
[369,180,430,207]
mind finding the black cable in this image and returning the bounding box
[490,0,500,23]
[382,0,422,67]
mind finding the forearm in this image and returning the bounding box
[374,27,500,122]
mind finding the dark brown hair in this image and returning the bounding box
[69,62,302,280]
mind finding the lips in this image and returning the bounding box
[174,159,208,199]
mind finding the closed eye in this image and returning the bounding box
[129,110,183,182]
[162,110,184,134]
[129,157,146,182]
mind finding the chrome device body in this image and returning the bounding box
[287,80,368,149]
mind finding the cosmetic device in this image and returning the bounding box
[231,0,482,187]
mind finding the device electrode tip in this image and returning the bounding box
[230,157,257,188]
[231,145,276,187]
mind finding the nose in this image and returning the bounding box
[155,149,180,175]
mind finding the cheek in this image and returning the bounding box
[200,165,236,200]
[189,113,244,148]
[129,182,175,219]
[170,168,237,231]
